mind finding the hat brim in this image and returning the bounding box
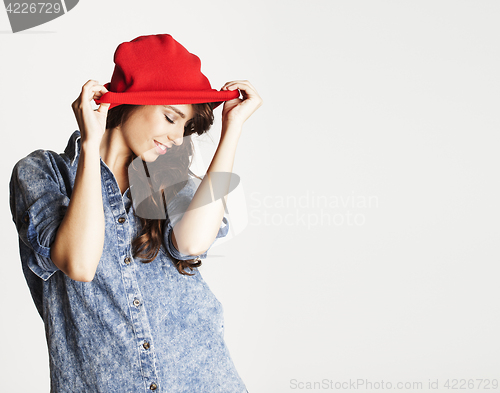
[94,83,240,110]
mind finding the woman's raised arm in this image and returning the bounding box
[171,80,263,256]
[50,80,110,282]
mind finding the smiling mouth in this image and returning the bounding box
[154,140,168,152]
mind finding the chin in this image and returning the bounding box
[141,154,159,163]
[138,147,160,163]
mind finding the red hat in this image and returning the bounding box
[94,34,239,110]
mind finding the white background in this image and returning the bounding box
[1,1,499,392]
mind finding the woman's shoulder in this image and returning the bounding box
[11,130,81,181]
[13,131,81,169]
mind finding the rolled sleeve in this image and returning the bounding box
[10,151,68,280]
[164,178,230,261]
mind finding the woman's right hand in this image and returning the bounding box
[71,80,110,145]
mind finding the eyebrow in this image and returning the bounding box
[163,105,185,119]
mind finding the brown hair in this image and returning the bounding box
[105,103,215,275]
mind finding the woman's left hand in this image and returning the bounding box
[220,80,263,128]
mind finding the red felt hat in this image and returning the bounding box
[94,34,239,110]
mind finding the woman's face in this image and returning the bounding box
[120,104,195,162]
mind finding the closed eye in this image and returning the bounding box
[165,115,174,124]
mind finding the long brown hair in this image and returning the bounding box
[105,103,215,275]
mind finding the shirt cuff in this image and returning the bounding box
[165,216,229,261]
[23,196,62,280]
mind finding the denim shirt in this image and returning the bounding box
[9,130,247,393]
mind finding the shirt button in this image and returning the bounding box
[149,382,157,390]
[24,215,28,223]
[143,341,150,350]
[118,217,126,223]
[124,257,131,265]
[133,299,140,307]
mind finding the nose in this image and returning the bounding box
[168,136,184,146]
[168,128,184,146]
[174,136,184,146]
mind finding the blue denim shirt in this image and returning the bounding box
[9,130,247,393]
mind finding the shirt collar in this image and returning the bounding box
[64,131,132,199]
[64,130,82,167]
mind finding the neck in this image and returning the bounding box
[99,128,133,173]
[99,128,133,193]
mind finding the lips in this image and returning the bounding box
[154,140,168,154]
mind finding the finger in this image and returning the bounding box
[224,97,243,105]
[224,81,257,93]
[82,80,102,92]
[84,85,109,101]
[221,80,240,90]
[224,82,259,99]
[224,83,263,110]
[83,79,99,86]
[82,79,107,92]
[87,84,108,94]
[96,102,111,113]
[222,80,247,89]
[221,80,253,90]
[93,86,109,98]
[221,81,263,109]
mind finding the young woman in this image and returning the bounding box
[9,34,262,393]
